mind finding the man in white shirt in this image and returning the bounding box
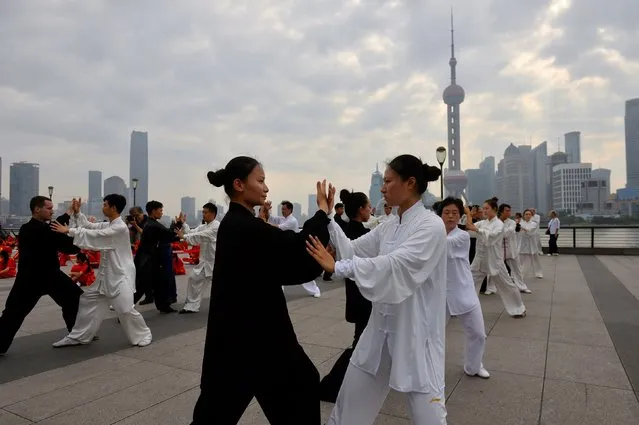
[177,203,219,314]
[547,210,560,256]
[268,201,321,297]
[51,195,152,348]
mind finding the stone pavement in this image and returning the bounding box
[1,255,639,424]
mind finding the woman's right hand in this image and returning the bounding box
[316,180,334,214]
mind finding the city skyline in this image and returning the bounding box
[1,1,638,214]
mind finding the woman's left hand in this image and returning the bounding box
[306,235,335,273]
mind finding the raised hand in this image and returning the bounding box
[316,180,330,214]
[67,198,77,215]
[50,221,70,234]
[327,183,336,212]
[306,235,335,273]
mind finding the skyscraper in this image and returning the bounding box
[181,196,196,226]
[564,131,581,163]
[308,194,318,217]
[531,142,548,215]
[130,131,149,208]
[442,11,468,198]
[369,164,383,212]
[88,170,102,216]
[9,162,39,216]
[625,99,639,188]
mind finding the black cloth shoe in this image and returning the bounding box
[159,307,177,314]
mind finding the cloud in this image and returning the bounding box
[0,0,637,214]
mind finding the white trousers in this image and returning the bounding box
[182,272,210,312]
[327,343,447,425]
[67,284,152,345]
[520,254,543,278]
[535,234,543,254]
[446,305,486,376]
[505,258,528,291]
[472,267,526,316]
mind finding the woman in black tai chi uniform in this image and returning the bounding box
[190,156,334,425]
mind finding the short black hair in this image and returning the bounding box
[437,197,464,216]
[281,201,293,211]
[202,202,218,215]
[146,200,163,215]
[335,203,344,209]
[30,196,51,213]
[104,194,127,214]
[498,203,512,214]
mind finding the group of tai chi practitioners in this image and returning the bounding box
[0,151,544,425]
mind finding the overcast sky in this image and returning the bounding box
[1,0,638,215]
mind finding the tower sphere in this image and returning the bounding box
[443,83,465,105]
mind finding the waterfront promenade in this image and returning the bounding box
[1,255,638,424]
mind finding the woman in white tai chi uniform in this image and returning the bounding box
[464,198,526,318]
[499,204,531,294]
[177,202,219,314]
[519,209,543,279]
[51,195,152,347]
[306,154,448,425]
[437,197,489,379]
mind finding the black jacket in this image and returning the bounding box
[135,218,179,270]
[16,214,80,280]
[203,202,330,362]
[343,220,372,324]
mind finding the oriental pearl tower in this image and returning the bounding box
[442,11,468,199]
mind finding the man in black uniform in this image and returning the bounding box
[134,200,179,313]
[0,196,82,355]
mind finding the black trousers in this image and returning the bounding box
[191,347,320,425]
[549,234,558,254]
[319,318,368,402]
[0,272,81,353]
[134,264,173,310]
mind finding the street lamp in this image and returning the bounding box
[435,147,447,199]
[48,186,54,201]
[132,178,139,206]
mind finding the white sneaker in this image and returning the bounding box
[482,290,494,295]
[312,293,321,298]
[136,339,152,347]
[52,336,84,348]
[536,275,543,279]
[521,289,532,294]
[466,367,490,379]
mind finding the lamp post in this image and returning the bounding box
[435,147,447,199]
[48,186,54,201]
[132,178,139,206]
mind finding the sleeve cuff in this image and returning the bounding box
[334,259,355,280]
[68,228,78,237]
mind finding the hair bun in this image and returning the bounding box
[491,196,499,203]
[339,189,352,203]
[207,169,226,187]
[422,164,441,182]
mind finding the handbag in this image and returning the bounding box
[545,228,550,235]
